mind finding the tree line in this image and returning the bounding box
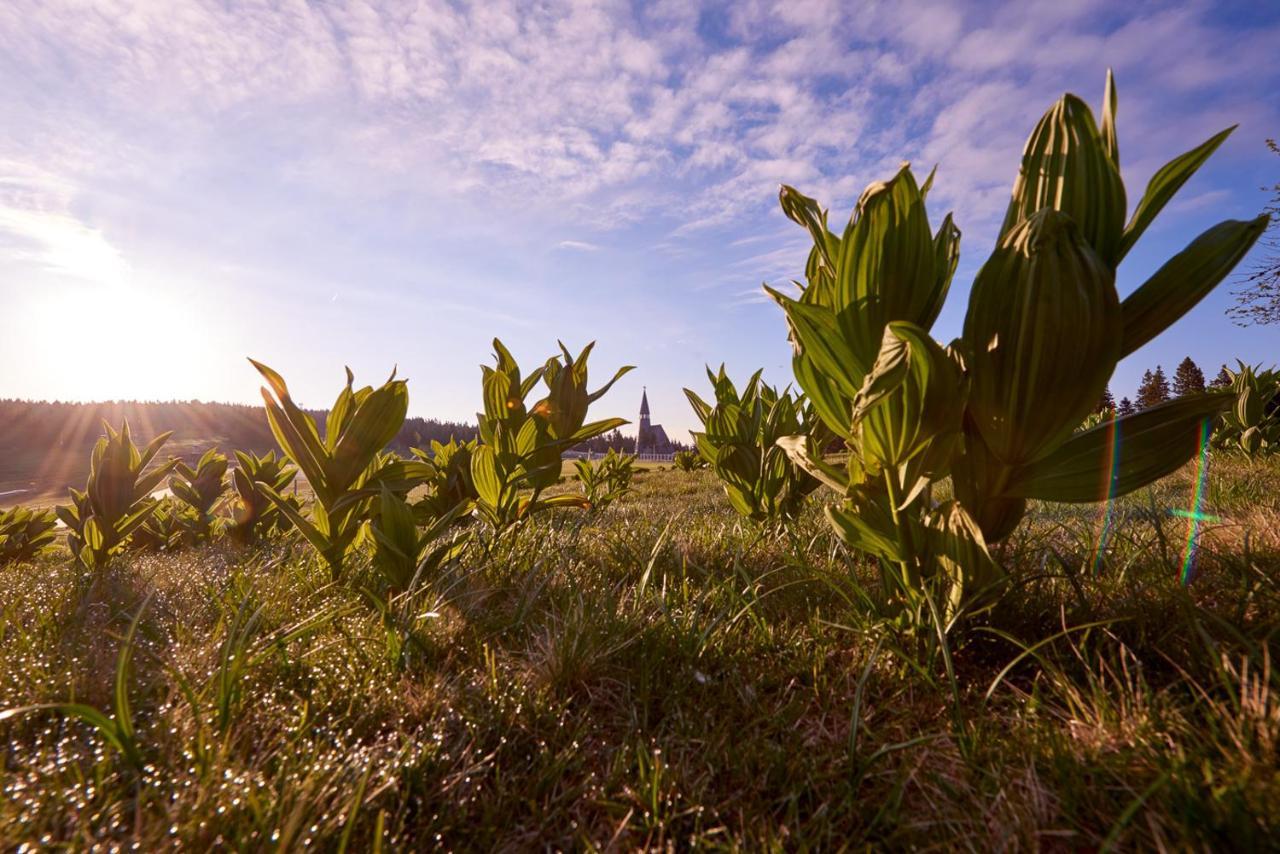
[0,398,479,456]
[0,399,479,493]
[1096,356,1230,416]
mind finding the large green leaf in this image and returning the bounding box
[1117,126,1235,261]
[834,165,938,362]
[1119,216,1268,358]
[965,210,1121,467]
[826,494,905,563]
[1005,393,1229,502]
[470,445,504,508]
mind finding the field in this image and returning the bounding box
[3,458,1279,849]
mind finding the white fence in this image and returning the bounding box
[564,451,676,462]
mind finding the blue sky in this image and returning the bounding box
[1,0,1277,441]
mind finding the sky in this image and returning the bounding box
[1,0,1277,442]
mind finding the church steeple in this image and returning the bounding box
[638,387,651,452]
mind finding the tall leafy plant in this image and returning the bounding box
[369,486,472,594]
[250,361,428,576]
[56,422,179,569]
[768,72,1266,615]
[685,367,827,522]
[0,506,59,565]
[673,450,706,472]
[170,449,229,541]
[1214,362,1280,457]
[129,498,189,553]
[469,340,632,530]
[409,438,477,520]
[574,449,635,512]
[229,450,299,542]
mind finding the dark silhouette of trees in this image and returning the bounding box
[1096,386,1116,412]
[1117,397,1135,416]
[1173,357,1206,396]
[1136,366,1171,409]
[0,398,477,497]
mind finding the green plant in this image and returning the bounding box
[768,71,1266,616]
[229,450,299,542]
[0,505,58,564]
[369,486,471,593]
[469,339,631,530]
[410,438,478,520]
[1214,362,1280,456]
[56,422,180,569]
[672,449,706,472]
[685,367,828,522]
[129,498,191,552]
[170,448,229,540]
[250,361,429,576]
[575,449,635,512]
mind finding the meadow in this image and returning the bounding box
[2,455,1279,849]
[4,70,1278,851]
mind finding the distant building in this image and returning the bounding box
[635,388,673,454]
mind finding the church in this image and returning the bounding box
[635,388,673,454]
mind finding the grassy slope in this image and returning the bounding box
[2,460,1279,849]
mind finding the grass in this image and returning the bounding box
[2,458,1279,848]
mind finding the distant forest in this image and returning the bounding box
[0,399,664,499]
[0,399,476,459]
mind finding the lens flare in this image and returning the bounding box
[1090,414,1122,575]
[1174,417,1219,585]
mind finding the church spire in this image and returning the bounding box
[639,386,650,417]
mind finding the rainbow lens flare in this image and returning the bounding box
[1172,417,1220,585]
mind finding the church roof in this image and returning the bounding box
[640,387,650,416]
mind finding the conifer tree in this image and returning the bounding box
[1096,386,1116,413]
[1136,366,1171,408]
[1117,396,1135,416]
[1173,357,1206,396]
[1211,364,1233,388]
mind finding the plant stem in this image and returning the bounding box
[882,471,919,593]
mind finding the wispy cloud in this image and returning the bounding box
[556,240,602,252]
[0,0,1277,430]
[0,166,129,285]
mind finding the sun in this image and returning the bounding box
[18,277,223,402]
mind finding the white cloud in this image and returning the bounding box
[0,0,1275,280]
[556,240,602,252]
[0,167,130,286]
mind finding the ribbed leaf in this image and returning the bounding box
[776,435,849,494]
[1005,394,1229,502]
[835,165,938,362]
[470,445,503,508]
[923,500,1005,615]
[1119,216,1268,358]
[684,388,712,425]
[1100,69,1119,168]
[779,185,836,268]
[765,287,865,399]
[919,213,960,331]
[826,497,905,563]
[1117,126,1235,261]
[569,417,628,443]
[965,210,1121,466]
[329,381,408,490]
[259,483,332,555]
[1000,93,1126,264]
